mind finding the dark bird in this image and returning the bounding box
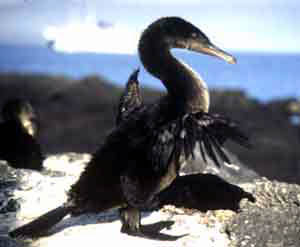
[10,17,250,240]
[0,99,44,171]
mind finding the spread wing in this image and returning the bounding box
[116,69,143,125]
[149,112,251,173]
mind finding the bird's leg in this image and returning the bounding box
[119,206,141,234]
[119,166,186,240]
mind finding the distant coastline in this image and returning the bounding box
[0,44,299,101]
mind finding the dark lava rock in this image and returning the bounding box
[0,199,20,214]
[225,178,300,247]
[0,161,21,214]
[0,235,26,247]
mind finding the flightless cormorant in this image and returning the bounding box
[10,17,250,240]
[0,99,43,170]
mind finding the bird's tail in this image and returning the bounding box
[9,205,71,238]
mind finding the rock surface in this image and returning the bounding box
[226,179,300,247]
[0,153,300,247]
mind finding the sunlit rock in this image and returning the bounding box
[1,153,300,247]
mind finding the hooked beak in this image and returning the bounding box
[189,40,237,64]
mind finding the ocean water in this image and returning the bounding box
[0,44,299,101]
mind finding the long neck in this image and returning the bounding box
[139,38,210,113]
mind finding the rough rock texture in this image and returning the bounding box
[226,179,300,247]
[1,153,300,247]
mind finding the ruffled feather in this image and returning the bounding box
[149,112,251,172]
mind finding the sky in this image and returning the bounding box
[0,0,299,54]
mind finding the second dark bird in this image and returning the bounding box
[0,99,44,171]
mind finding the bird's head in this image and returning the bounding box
[147,17,236,64]
[2,99,38,136]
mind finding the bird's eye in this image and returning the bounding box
[191,32,198,38]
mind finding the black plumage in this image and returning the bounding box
[116,68,142,125]
[0,99,44,171]
[10,17,250,240]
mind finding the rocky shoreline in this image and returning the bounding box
[1,153,300,247]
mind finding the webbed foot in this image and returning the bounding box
[119,207,187,241]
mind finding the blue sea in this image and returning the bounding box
[0,44,299,102]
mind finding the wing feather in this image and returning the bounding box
[148,112,250,172]
[116,69,142,125]
[208,134,231,164]
[202,131,222,167]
